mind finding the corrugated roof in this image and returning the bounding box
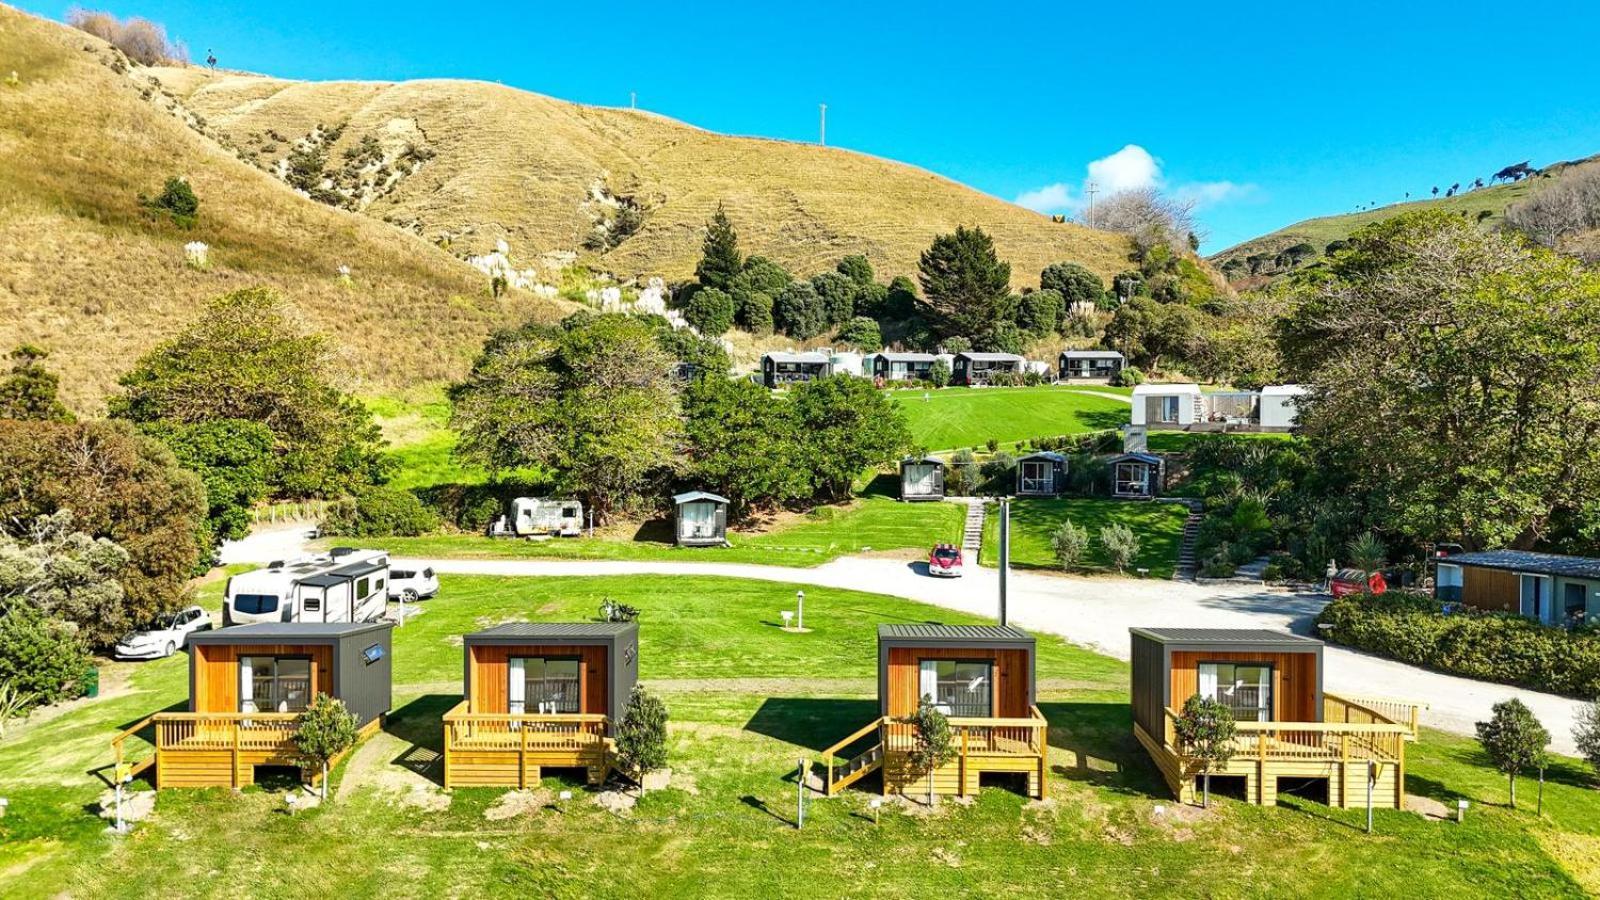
[1060,350,1124,360]
[673,490,729,505]
[1016,451,1066,462]
[879,624,1033,643]
[875,352,937,362]
[958,352,1025,362]
[764,352,830,364]
[1446,550,1600,579]
[1132,382,1202,396]
[469,622,636,640]
[190,622,392,641]
[1109,452,1162,464]
[1130,627,1320,647]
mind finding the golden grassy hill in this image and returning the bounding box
[0,7,560,411]
[145,65,1135,288]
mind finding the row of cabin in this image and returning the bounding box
[1131,383,1305,432]
[134,618,1419,810]
[1436,550,1600,628]
[761,351,1046,388]
[898,451,1166,501]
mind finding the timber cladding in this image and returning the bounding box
[882,647,1032,718]
[191,644,333,714]
[1461,565,1520,613]
[1168,650,1319,722]
[467,644,608,717]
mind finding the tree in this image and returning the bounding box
[1573,700,1600,779]
[682,376,806,515]
[1091,189,1198,254]
[615,686,669,786]
[1040,262,1104,310]
[0,420,205,641]
[975,321,1025,355]
[1017,289,1065,336]
[320,485,440,537]
[140,419,273,545]
[1280,211,1600,549]
[928,358,951,388]
[734,290,775,335]
[884,275,920,320]
[111,287,392,498]
[789,377,911,502]
[1173,694,1237,807]
[917,226,1014,339]
[0,606,89,709]
[0,345,73,422]
[1476,698,1550,809]
[904,697,956,804]
[0,511,129,641]
[684,287,735,336]
[836,316,882,352]
[837,254,874,286]
[947,449,978,494]
[451,315,681,523]
[695,204,743,291]
[1100,523,1140,573]
[1347,532,1386,579]
[1505,162,1600,253]
[1051,520,1089,570]
[138,176,199,228]
[774,281,828,339]
[810,272,857,326]
[293,693,359,801]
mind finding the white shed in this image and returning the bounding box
[829,351,866,378]
[1258,384,1307,431]
[1131,383,1203,427]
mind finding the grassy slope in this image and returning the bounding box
[4,573,1598,896]
[892,387,1131,452]
[359,494,965,566]
[0,8,565,411]
[147,67,1137,291]
[979,498,1188,578]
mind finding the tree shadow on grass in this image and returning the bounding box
[744,697,879,755]
[1039,701,1169,799]
[383,694,454,786]
[1079,409,1134,432]
[858,472,899,499]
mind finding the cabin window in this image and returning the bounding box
[1115,461,1149,495]
[905,464,939,495]
[508,657,581,715]
[1563,582,1588,627]
[918,659,993,717]
[1520,574,1550,622]
[1158,396,1181,423]
[1435,564,1462,602]
[681,502,718,539]
[1020,460,1050,494]
[240,656,312,713]
[232,593,279,615]
[1197,663,1272,722]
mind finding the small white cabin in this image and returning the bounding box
[1131,383,1203,427]
[511,498,584,538]
[1258,384,1307,431]
[224,549,390,626]
[829,351,866,378]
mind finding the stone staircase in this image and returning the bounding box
[1173,500,1203,580]
[961,499,987,557]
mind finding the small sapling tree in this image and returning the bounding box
[1573,699,1600,783]
[1174,694,1237,808]
[1051,520,1089,571]
[293,693,359,800]
[1100,523,1141,573]
[1476,698,1549,810]
[616,686,669,789]
[906,696,956,805]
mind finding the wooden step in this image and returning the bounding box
[828,744,883,794]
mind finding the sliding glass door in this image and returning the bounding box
[919,659,994,717]
[1197,662,1272,722]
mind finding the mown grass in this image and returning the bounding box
[5,573,1599,896]
[1144,430,1293,453]
[356,494,965,567]
[891,387,1130,452]
[978,498,1188,578]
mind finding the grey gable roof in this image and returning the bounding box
[879,624,1033,644]
[468,622,637,641]
[1447,550,1600,579]
[958,352,1025,362]
[189,621,393,643]
[1060,350,1125,360]
[1131,627,1321,648]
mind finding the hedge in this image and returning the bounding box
[1316,592,1600,698]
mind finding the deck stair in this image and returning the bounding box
[828,744,884,794]
[961,499,986,557]
[1174,500,1203,580]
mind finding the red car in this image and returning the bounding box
[928,543,964,578]
[1329,568,1387,597]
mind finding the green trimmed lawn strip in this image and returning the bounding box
[979,498,1187,578]
[890,386,1130,452]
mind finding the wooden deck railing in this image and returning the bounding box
[1162,706,1413,764]
[110,713,159,783]
[1324,693,1426,738]
[441,700,609,752]
[153,712,302,752]
[823,706,1049,795]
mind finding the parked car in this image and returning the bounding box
[388,566,439,602]
[928,543,964,578]
[113,606,212,660]
[1329,568,1386,597]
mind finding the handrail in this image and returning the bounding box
[1327,693,1430,711]
[149,711,300,722]
[822,716,890,763]
[443,709,609,724]
[1232,721,1413,735]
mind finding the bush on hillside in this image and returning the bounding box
[684,288,735,336]
[1316,592,1600,697]
[811,272,857,327]
[734,290,774,335]
[1112,366,1145,387]
[138,176,199,228]
[1040,262,1105,310]
[322,485,439,537]
[0,606,90,709]
[1018,289,1065,336]
[837,316,882,352]
[774,282,827,339]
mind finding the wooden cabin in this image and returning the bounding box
[1015,451,1067,497]
[1058,349,1125,382]
[872,352,937,383]
[761,351,831,388]
[823,625,1048,799]
[673,490,729,546]
[443,622,639,788]
[952,352,1026,386]
[1109,452,1164,499]
[1130,628,1421,807]
[114,622,393,789]
[899,456,946,502]
[1435,550,1600,627]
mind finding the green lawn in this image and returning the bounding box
[890,386,1130,452]
[4,572,1600,896]
[1144,430,1293,453]
[979,498,1188,578]
[356,494,965,567]
[365,391,545,492]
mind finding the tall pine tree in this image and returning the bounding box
[916,225,1013,340]
[695,203,743,291]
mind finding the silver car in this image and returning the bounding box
[114,606,212,660]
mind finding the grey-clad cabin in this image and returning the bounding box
[673,490,729,546]
[1435,550,1600,627]
[445,622,640,787]
[1109,451,1164,499]
[1058,350,1125,382]
[761,351,831,388]
[872,352,938,382]
[952,351,1026,386]
[899,456,946,501]
[1015,451,1067,497]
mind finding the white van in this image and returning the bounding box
[223,548,391,626]
[510,498,584,538]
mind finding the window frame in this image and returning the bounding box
[1196,660,1274,723]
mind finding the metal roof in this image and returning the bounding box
[957,352,1025,362]
[332,560,385,577]
[1445,550,1600,579]
[1060,350,1125,360]
[298,574,349,588]
[901,456,945,466]
[764,351,830,364]
[1132,382,1202,396]
[1259,384,1308,396]
[1016,451,1066,462]
[468,622,637,641]
[1130,627,1321,647]
[190,621,393,642]
[1109,452,1162,465]
[875,352,937,362]
[878,624,1034,643]
[673,490,729,505]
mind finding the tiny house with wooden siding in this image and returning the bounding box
[443,622,639,788]
[1435,550,1600,627]
[1131,628,1422,808]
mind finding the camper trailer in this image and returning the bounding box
[223,549,391,626]
[510,498,585,538]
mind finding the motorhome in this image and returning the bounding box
[223,548,391,626]
[509,497,585,537]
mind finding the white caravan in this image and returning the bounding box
[510,497,585,537]
[223,548,391,626]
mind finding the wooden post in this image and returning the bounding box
[231,721,241,790]
[960,727,969,797]
[519,722,529,789]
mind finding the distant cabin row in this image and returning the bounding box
[900,449,1164,501]
[761,350,1129,388]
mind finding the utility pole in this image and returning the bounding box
[630,91,636,110]
[819,103,827,147]
[1085,180,1099,228]
[998,498,1010,626]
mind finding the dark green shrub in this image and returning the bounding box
[836,316,882,352]
[616,686,669,779]
[684,287,735,336]
[1112,366,1145,387]
[139,176,199,228]
[322,485,439,537]
[0,607,90,708]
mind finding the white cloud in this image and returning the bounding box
[1014,182,1075,214]
[1086,144,1161,194]
[1014,144,1259,218]
[1173,180,1258,209]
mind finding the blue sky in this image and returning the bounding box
[26,0,1600,250]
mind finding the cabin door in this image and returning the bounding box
[918,659,994,718]
[240,656,313,714]
[1197,662,1272,722]
[508,656,583,715]
[1020,461,1049,494]
[1520,574,1551,623]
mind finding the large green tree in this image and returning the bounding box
[788,376,911,501]
[0,511,129,645]
[0,345,73,422]
[140,419,273,545]
[695,204,743,291]
[450,314,682,522]
[1281,211,1600,549]
[916,226,1014,339]
[110,287,392,498]
[682,377,806,515]
[1039,262,1104,309]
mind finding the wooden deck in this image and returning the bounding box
[824,706,1049,799]
[441,701,613,788]
[112,712,378,788]
[1138,693,1423,807]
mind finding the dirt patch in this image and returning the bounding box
[1404,794,1452,821]
[853,548,923,562]
[1102,825,1135,845]
[1021,823,1053,845]
[930,846,963,867]
[672,772,701,796]
[96,788,156,824]
[336,730,447,812]
[484,789,551,821]
[1149,802,1212,827]
[595,786,639,815]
